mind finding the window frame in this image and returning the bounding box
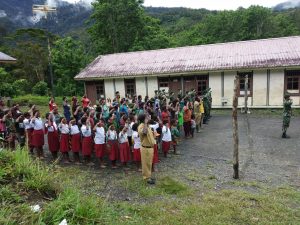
[285,70,300,96]
[95,80,105,100]
[237,72,253,97]
[124,79,136,97]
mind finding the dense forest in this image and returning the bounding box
[1,0,300,97]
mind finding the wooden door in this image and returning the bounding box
[169,76,181,96]
[184,76,196,93]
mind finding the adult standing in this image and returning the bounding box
[183,103,192,138]
[138,114,156,185]
[282,94,293,138]
[193,97,201,133]
[49,97,56,112]
[81,94,90,108]
[63,97,71,123]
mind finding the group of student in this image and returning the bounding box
[0,91,208,171]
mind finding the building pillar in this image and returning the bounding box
[267,69,270,106]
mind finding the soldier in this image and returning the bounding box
[282,93,293,138]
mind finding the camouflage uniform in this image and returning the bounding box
[282,95,292,138]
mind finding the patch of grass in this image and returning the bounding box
[229,180,263,189]
[0,186,22,204]
[158,176,190,195]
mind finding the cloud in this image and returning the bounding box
[0,10,7,18]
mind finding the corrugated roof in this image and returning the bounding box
[75,36,300,80]
[0,52,16,63]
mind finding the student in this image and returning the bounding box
[94,119,106,168]
[30,111,45,159]
[149,118,160,170]
[81,117,94,166]
[69,119,81,164]
[59,118,71,163]
[45,113,59,160]
[183,104,192,138]
[162,120,172,158]
[23,112,34,154]
[15,113,25,147]
[171,119,180,155]
[119,126,131,169]
[63,97,71,123]
[132,123,141,171]
[106,125,118,169]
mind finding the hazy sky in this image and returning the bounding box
[65,0,292,10]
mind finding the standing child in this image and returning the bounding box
[81,117,94,166]
[162,120,172,158]
[106,125,118,169]
[23,112,34,154]
[69,119,81,164]
[30,111,45,159]
[119,126,131,169]
[59,118,71,163]
[45,113,59,160]
[191,115,196,138]
[94,119,106,168]
[132,123,141,171]
[171,119,180,154]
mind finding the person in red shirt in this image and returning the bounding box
[81,95,90,108]
[161,106,170,124]
[49,97,56,112]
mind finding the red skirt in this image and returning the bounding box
[71,133,81,153]
[60,133,70,153]
[108,140,118,161]
[32,129,44,148]
[82,136,93,156]
[153,144,159,164]
[119,142,130,163]
[47,131,59,152]
[95,143,105,158]
[133,148,141,162]
[26,128,34,148]
[162,141,171,153]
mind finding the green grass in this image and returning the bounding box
[0,149,300,224]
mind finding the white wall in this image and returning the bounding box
[209,72,222,107]
[104,79,115,100]
[253,70,267,106]
[269,69,284,106]
[147,76,158,97]
[114,78,125,97]
[223,71,235,106]
[135,77,147,97]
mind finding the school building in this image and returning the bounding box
[75,36,300,108]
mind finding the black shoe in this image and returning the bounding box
[147,178,156,185]
[282,133,290,139]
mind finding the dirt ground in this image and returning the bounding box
[44,113,300,202]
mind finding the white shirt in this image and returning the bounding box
[59,123,70,134]
[81,125,91,137]
[45,121,57,132]
[70,125,80,135]
[126,122,133,137]
[23,118,33,130]
[31,118,44,130]
[94,127,105,144]
[132,131,141,149]
[119,132,128,144]
[162,125,172,142]
[150,122,159,132]
[107,130,117,141]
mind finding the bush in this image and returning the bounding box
[32,81,48,96]
[13,79,30,95]
[0,83,15,97]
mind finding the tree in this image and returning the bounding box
[52,37,87,96]
[89,0,170,54]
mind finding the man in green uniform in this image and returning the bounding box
[282,94,293,138]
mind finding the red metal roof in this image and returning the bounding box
[75,36,300,80]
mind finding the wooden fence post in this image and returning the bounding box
[232,75,239,179]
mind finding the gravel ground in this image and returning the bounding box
[44,114,300,202]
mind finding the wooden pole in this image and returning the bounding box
[232,75,239,179]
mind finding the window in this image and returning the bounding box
[196,75,209,95]
[96,82,105,100]
[238,72,253,97]
[285,70,300,95]
[158,77,169,89]
[124,79,135,97]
